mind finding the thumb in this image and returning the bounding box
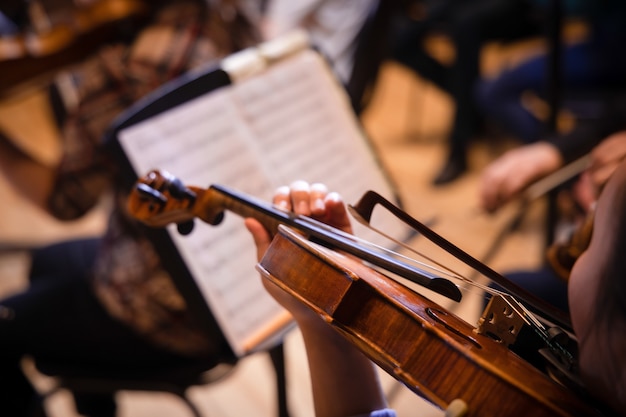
[244,218,272,261]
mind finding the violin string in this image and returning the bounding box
[322,204,576,360]
[302,216,497,299]
[342,203,570,313]
[355,219,467,280]
[300,219,544,343]
[344,206,500,297]
[345,217,499,294]
[301,212,569,352]
[303,216,466,280]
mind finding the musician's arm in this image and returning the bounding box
[479,141,564,212]
[479,95,626,213]
[298,320,393,417]
[267,272,391,417]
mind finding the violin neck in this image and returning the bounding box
[128,171,463,302]
[201,185,298,235]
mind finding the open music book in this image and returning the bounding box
[110,30,408,357]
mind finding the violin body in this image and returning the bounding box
[127,170,606,417]
[258,225,604,417]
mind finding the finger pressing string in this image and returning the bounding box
[289,180,312,215]
[310,182,328,215]
[273,185,291,210]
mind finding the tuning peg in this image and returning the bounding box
[135,182,167,203]
[167,177,197,201]
[177,220,195,235]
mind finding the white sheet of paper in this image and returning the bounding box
[118,47,406,357]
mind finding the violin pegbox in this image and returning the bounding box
[128,169,198,235]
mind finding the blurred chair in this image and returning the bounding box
[35,342,289,417]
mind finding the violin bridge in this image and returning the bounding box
[475,295,526,346]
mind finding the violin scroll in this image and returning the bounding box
[546,209,594,282]
[127,169,224,234]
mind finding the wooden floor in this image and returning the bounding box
[0,58,549,417]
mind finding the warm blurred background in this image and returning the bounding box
[0,0,613,416]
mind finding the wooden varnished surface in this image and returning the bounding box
[260,227,599,417]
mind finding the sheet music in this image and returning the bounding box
[118,43,406,357]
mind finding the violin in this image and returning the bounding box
[127,169,607,417]
[127,170,462,302]
[546,208,594,282]
[260,226,604,417]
